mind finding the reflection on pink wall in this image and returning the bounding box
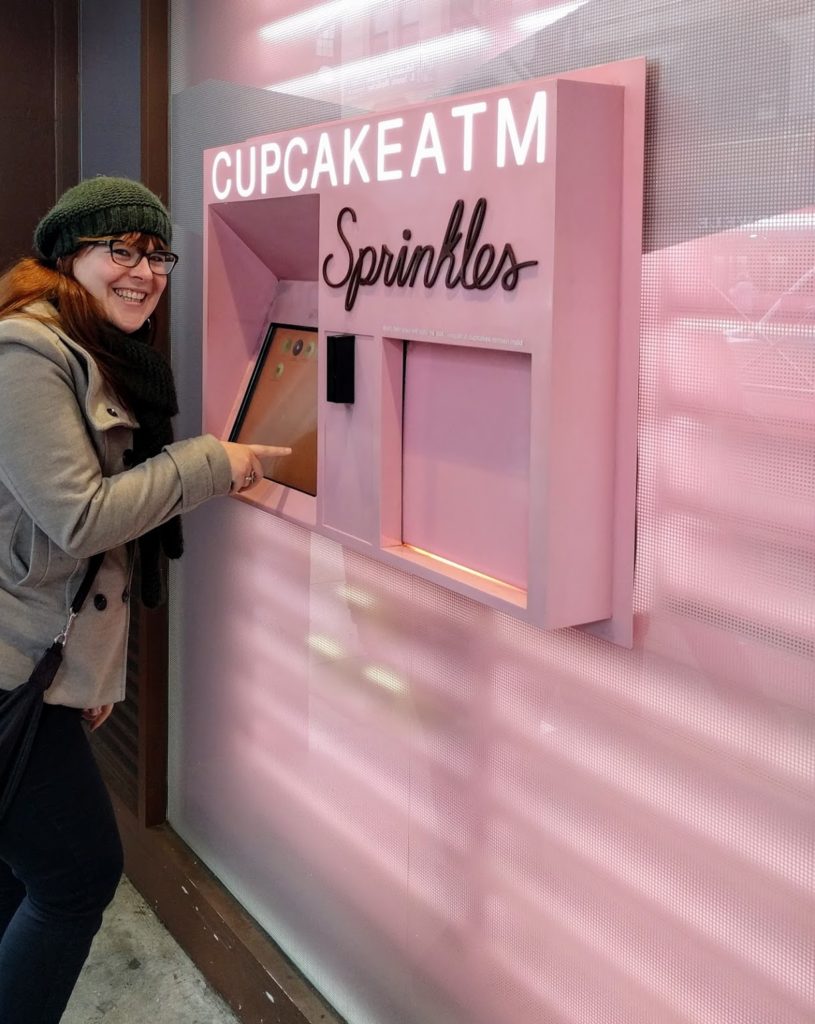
[169,3,815,1023]
[174,206,815,1024]
[640,207,815,701]
[177,0,592,109]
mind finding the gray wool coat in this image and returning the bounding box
[0,303,232,707]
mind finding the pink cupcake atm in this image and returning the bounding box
[202,58,646,646]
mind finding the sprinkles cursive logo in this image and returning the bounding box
[321,198,539,311]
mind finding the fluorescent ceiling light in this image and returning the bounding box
[337,583,375,608]
[267,27,487,96]
[745,212,815,231]
[259,0,383,42]
[362,665,406,693]
[514,0,592,34]
[307,634,345,659]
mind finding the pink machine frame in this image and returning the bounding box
[202,58,646,646]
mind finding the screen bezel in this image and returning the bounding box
[228,321,318,495]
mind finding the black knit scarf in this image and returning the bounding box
[96,322,183,608]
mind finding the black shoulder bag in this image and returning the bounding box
[0,553,104,821]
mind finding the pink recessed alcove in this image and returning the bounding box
[401,341,531,592]
[205,193,321,525]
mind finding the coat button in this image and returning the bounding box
[122,448,135,467]
[106,407,119,418]
[121,589,130,603]
[93,594,108,611]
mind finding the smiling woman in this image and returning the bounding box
[0,176,291,1024]
[70,234,170,333]
[48,189,169,329]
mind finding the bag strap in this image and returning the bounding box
[55,553,104,646]
[70,552,104,615]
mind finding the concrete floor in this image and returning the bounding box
[63,876,241,1024]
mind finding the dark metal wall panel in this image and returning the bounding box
[0,0,79,270]
[79,0,141,179]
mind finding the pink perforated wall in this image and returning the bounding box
[167,4,815,1024]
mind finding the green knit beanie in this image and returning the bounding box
[34,176,172,262]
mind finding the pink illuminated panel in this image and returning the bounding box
[402,341,530,590]
[202,65,641,638]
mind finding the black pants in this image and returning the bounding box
[0,703,123,1023]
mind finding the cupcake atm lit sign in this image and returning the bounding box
[203,58,645,646]
[210,91,548,196]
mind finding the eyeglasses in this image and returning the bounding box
[89,239,179,276]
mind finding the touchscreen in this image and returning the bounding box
[230,324,318,496]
